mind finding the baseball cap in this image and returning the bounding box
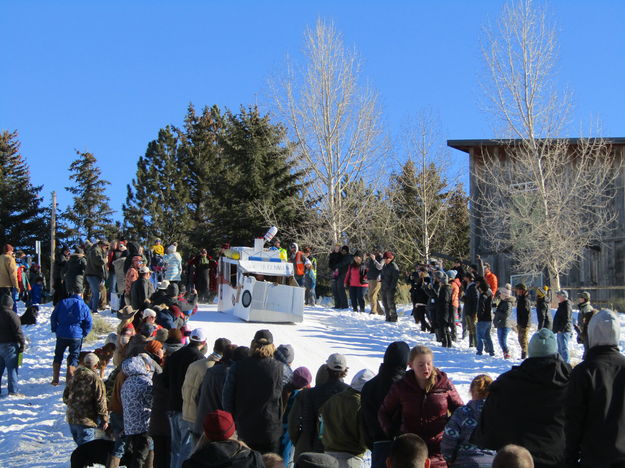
[326,353,347,372]
[142,308,156,319]
[190,328,207,342]
[139,266,151,274]
[253,329,273,345]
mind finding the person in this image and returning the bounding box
[263,453,285,468]
[131,265,155,311]
[290,243,306,287]
[164,244,183,285]
[441,375,495,467]
[515,284,531,359]
[491,445,534,468]
[344,252,368,313]
[461,273,478,347]
[574,291,595,355]
[408,267,430,331]
[565,309,625,467]
[304,260,317,306]
[361,342,410,468]
[281,366,313,467]
[474,328,571,468]
[288,354,350,459]
[427,271,453,348]
[50,292,92,385]
[535,286,552,330]
[190,249,211,303]
[447,270,462,342]
[0,295,25,396]
[378,346,463,468]
[163,328,208,468]
[183,410,264,468]
[0,244,19,313]
[53,245,71,305]
[336,246,352,309]
[223,329,284,453]
[329,245,343,309]
[386,434,430,468]
[63,353,108,446]
[381,252,399,323]
[493,285,515,359]
[85,239,109,314]
[366,252,384,316]
[320,368,374,468]
[151,280,174,307]
[271,239,288,261]
[275,343,295,386]
[152,238,165,256]
[480,261,498,298]
[121,355,155,467]
[552,290,573,363]
[475,280,494,357]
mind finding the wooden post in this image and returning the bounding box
[50,191,56,293]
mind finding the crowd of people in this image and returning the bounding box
[1,239,625,467]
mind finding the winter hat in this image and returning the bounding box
[155,328,169,343]
[277,344,295,365]
[167,245,177,254]
[588,309,620,349]
[166,282,179,298]
[578,291,591,301]
[499,286,512,297]
[232,346,250,361]
[290,366,313,389]
[383,341,410,369]
[515,283,527,291]
[145,340,163,356]
[190,328,207,342]
[446,270,458,280]
[140,323,156,338]
[105,333,117,346]
[157,280,170,290]
[350,368,375,392]
[83,352,99,368]
[1,294,14,311]
[295,453,339,468]
[117,305,136,321]
[326,353,348,372]
[536,286,549,298]
[556,290,569,300]
[118,244,127,252]
[353,250,363,258]
[383,251,394,260]
[203,410,236,441]
[142,308,157,319]
[528,329,558,358]
[253,329,273,345]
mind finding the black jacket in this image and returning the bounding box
[328,251,342,272]
[64,254,87,295]
[565,346,625,467]
[0,295,25,351]
[182,440,264,468]
[150,289,174,307]
[130,277,155,310]
[381,262,400,290]
[516,293,531,328]
[53,254,69,289]
[475,355,571,467]
[462,282,479,317]
[225,356,284,449]
[366,256,384,281]
[553,300,573,333]
[360,342,410,448]
[408,273,429,305]
[194,362,230,437]
[476,290,493,322]
[163,344,205,412]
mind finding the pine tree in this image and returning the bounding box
[64,150,115,242]
[445,184,470,260]
[0,130,47,248]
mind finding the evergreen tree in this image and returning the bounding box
[445,183,470,260]
[64,150,115,242]
[0,130,47,248]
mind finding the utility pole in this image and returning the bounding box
[50,191,56,293]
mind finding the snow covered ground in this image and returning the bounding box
[1,302,623,467]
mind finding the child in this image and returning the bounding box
[30,276,45,305]
[304,260,317,306]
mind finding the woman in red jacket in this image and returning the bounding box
[378,345,463,468]
[344,251,368,313]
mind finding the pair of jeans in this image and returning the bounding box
[85,275,103,313]
[110,411,127,459]
[168,411,194,468]
[476,321,494,355]
[54,337,83,366]
[557,332,571,363]
[0,342,19,394]
[69,424,96,446]
[497,327,511,354]
[349,286,366,312]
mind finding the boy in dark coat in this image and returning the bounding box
[380,252,400,322]
[553,290,573,364]
[515,283,531,359]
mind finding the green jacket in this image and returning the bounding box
[63,366,108,427]
[319,388,366,456]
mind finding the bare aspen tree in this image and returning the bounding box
[271,19,387,248]
[475,0,620,290]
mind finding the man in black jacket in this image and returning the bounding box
[408,267,431,332]
[461,273,479,347]
[163,328,207,468]
[360,342,410,468]
[475,328,571,468]
[336,247,352,309]
[0,295,25,395]
[329,246,343,309]
[565,309,625,467]
[130,266,155,311]
[553,290,573,364]
[381,252,399,323]
[515,284,531,359]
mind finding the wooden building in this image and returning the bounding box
[448,138,625,305]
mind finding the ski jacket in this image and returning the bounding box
[493,297,515,329]
[553,300,573,333]
[121,356,153,435]
[51,295,92,339]
[516,292,531,328]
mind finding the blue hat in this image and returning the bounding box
[528,329,558,358]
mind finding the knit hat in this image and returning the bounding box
[145,340,163,356]
[350,368,375,392]
[382,251,394,260]
[515,283,527,291]
[536,286,549,298]
[326,353,347,372]
[105,333,117,346]
[203,410,236,441]
[578,291,591,301]
[142,308,156,319]
[446,270,457,280]
[1,294,14,311]
[253,329,273,345]
[155,328,169,343]
[117,305,136,321]
[190,328,207,342]
[157,280,170,290]
[290,366,313,389]
[528,329,558,358]
[167,245,177,254]
[556,290,569,299]
[383,341,410,369]
[588,309,620,348]
[499,286,512,297]
[295,453,339,468]
[277,344,295,365]
[140,323,156,338]
[83,352,99,367]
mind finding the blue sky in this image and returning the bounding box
[1,0,624,217]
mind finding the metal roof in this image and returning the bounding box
[447,138,625,154]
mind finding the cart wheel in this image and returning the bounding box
[242,290,252,308]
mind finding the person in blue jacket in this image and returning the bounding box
[50,293,92,386]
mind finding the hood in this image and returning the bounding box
[510,355,571,389]
[275,344,295,365]
[189,440,256,467]
[383,341,410,369]
[1,294,14,312]
[122,355,151,377]
[588,309,620,348]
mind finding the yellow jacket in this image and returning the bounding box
[152,244,165,256]
[0,254,18,289]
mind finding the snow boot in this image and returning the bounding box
[105,455,121,468]
[51,362,61,386]
[66,365,77,383]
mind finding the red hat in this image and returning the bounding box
[383,251,394,259]
[203,410,235,441]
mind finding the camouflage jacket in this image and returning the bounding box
[63,366,108,427]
